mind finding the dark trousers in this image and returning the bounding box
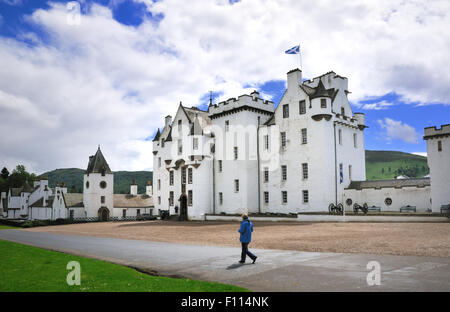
[241,242,256,262]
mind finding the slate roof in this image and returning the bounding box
[152,128,161,142]
[63,193,84,208]
[10,188,22,197]
[113,194,154,208]
[346,178,430,190]
[309,80,335,99]
[30,196,55,208]
[86,146,112,174]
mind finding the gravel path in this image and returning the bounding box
[24,220,450,258]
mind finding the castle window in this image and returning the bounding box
[86,181,89,189]
[264,135,269,150]
[299,100,306,114]
[169,171,174,186]
[225,120,229,132]
[281,165,287,181]
[100,181,107,189]
[158,157,161,168]
[234,147,238,160]
[178,119,182,132]
[282,191,288,204]
[264,192,269,204]
[349,165,352,181]
[101,196,105,204]
[161,140,165,148]
[158,179,161,190]
[302,163,308,180]
[218,160,223,172]
[188,168,193,184]
[438,140,442,152]
[341,107,345,116]
[301,128,307,144]
[321,99,327,108]
[264,167,269,183]
[281,132,286,148]
[193,138,198,150]
[353,133,357,148]
[178,139,183,155]
[338,129,342,145]
[283,104,289,118]
[169,191,174,206]
[158,196,161,205]
[219,192,223,205]
[234,179,239,192]
[188,190,193,206]
[101,169,105,176]
[303,190,309,203]
[182,167,186,184]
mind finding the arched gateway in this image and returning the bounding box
[98,207,110,221]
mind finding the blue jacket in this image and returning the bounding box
[238,219,253,243]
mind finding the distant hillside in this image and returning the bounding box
[365,150,429,180]
[44,168,153,194]
[42,150,428,190]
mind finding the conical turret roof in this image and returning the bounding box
[86,146,112,174]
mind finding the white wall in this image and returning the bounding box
[426,125,450,212]
[343,186,431,212]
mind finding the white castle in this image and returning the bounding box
[152,68,449,220]
[1,68,449,222]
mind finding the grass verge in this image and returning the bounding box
[0,239,248,292]
[0,225,19,230]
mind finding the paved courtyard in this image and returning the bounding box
[0,229,449,291]
[24,220,450,257]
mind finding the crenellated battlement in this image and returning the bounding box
[424,124,450,139]
[208,91,275,116]
[303,71,348,92]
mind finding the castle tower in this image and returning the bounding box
[83,146,114,220]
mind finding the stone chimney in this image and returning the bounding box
[287,68,302,91]
[165,115,172,128]
[130,180,138,196]
[146,180,153,196]
[250,90,259,100]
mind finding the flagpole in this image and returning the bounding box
[299,42,302,71]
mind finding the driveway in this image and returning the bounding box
[0,229,449,291]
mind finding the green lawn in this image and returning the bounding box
[0,239,248,292]
[0,225,19,230]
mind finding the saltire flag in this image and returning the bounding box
[339,163,343,184]
[285,45,300,54]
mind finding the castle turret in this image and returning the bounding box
[83,146,114,220]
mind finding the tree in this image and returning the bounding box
[9,165,35,188]
[1,167,9,180]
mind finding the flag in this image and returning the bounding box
[285,45,300,54]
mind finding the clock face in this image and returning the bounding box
[100,181,107,189]
[86,181,89,189]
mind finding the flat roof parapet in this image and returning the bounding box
[424,124,450,140]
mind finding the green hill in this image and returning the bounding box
[44,168,153,194]
[41,151,428,191]
[365,150,429,180]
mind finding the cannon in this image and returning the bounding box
[328,203,344,215]
[353,203,368,214]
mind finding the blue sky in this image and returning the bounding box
[1,0,449,172]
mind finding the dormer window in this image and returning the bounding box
[341,107,345,116]
[101,169,105,176]
[321,99,327,108]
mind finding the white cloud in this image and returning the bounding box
[361,100,394,110]
[2,0,22,6]
[377,118,419,144]
[1,0,449,173]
